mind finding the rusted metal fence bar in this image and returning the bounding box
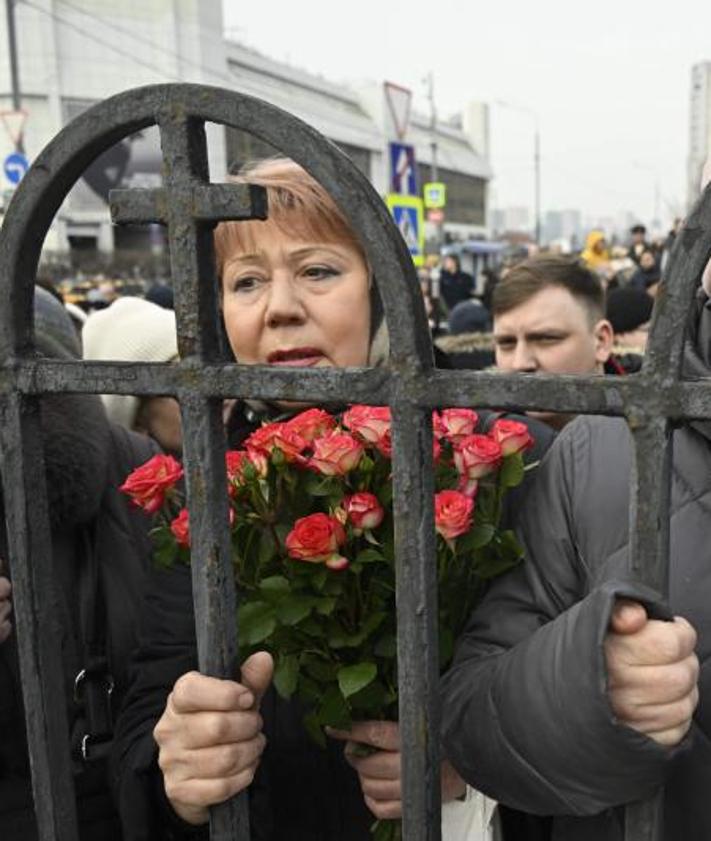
[0,394,79,841]
[178,394,250,841]
[391,403,441,841]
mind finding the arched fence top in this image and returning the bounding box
[0,83,431,369]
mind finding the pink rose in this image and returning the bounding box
[309,432,364,476]
[342,405,391,448]
[285,408,337,442]
[170,508,190,547]
[344,492,385,533]
[435,490,475,541]
[435,409,479,444]
[285,513,348,570]
[454,434,503,495]
[489,419,534,456]
[120,454,183,514]
[225,450,266,496]
[245,422,307,463]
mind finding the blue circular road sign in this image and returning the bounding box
[4,152,29,185]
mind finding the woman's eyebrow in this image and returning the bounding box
[227,252,262,263]
[289,245,343,260]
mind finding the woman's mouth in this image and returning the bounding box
[267,348,325,367]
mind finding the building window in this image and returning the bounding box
[418,164,486,226]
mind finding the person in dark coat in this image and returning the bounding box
[627,248,661,293]
[111,159,553,841]
[0,288,158,841]
[439,254,475,312]
[440,272,711,840]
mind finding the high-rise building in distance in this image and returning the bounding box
[688,62,711,210]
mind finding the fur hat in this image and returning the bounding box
[33,286,82,360]
[82,296,178,429]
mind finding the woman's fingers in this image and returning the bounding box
[160,733,266,781]
[169,671,254,714]
[363,794,402,821]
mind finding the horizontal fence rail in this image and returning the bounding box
[0,83,710,841]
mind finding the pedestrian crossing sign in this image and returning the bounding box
[386,193,424,266]
[423,181,446,209]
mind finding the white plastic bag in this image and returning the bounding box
[441,787,497,841]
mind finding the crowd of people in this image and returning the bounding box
[0,153,709,841]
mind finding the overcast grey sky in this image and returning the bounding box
[223,0,711,230]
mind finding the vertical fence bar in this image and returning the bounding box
[391,402,442,841]
[178,394,249,841]
[157,110,249,837]
[624,413,674,841]
[0,393,79,841]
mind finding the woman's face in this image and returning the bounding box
[221,222,371,370]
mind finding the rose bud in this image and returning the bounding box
[285,408,337,442]
[435,490,475,542]
[285,513,348,570]
[489,418,534,456]
[454,434,503,495]
[436,409,479,444]
[344,492,385,534]
[309,432,364,476]
[120,453,183,514]
[245,422,307,463]
[170,508,191,547]
[342,405,391,448]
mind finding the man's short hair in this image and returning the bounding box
[492,255,605,324]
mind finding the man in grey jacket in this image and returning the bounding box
[441,167,711,841]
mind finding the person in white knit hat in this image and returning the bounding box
[82,296,182,455]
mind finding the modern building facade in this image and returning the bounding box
[0,0,491,259]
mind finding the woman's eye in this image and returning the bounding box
[231,275,261,292]
[303,265,338,280]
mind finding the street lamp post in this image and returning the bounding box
[495,100,541,246]
[4,0,24,153]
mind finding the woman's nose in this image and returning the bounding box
[264,274,306,327]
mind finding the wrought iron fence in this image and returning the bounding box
[1,83,710,841]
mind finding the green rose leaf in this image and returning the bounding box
[276,595,314,625]
[474,530,524,579]
[273,653,299,698]
[457,523,495,554]
[337,662,377,699]
[259,575,290,602]
[314,597,337,616]
[304,474,338,497]
[329,612,386,648]
[499,453,525,488]
[317,685,352,729]
[355,548,385,565]
[238,601,276,645]
[258,530,276,565]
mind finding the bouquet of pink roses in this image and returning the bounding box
[121,406,533,839]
